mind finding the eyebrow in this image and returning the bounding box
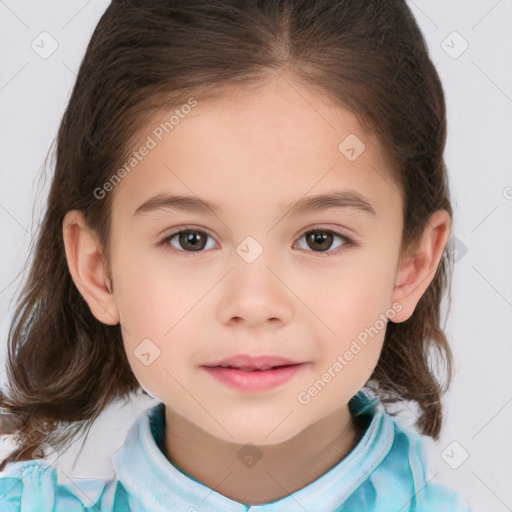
[133,190,377,219]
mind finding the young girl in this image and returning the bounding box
[0,0,472,510]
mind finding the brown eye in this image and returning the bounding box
[162,229,217,253]
[173,230,209,251]
[305,230,334,252]
[294,229,353,256]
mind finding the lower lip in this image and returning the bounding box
[202,364,306,392]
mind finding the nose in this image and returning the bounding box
[216,256,294,329]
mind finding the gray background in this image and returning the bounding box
[1,1,511,511]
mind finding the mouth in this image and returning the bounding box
[202,354,304,372]
[201,362,307,392]
[203,363,301,372]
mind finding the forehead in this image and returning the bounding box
[111,76,403,221]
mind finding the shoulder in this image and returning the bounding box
[380,418,473,511]
[0,459,126,512]
[0,460,59,512]
[341,410,472,512]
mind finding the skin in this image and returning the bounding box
[63,72,451,505]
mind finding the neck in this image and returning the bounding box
[162,404,366,505]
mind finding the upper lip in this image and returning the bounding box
[202,354,303,371]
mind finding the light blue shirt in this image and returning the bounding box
[0,389,472,511]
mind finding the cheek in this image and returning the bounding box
[310,261,392,331]
[118,292,197,404]
[111,245,197,330]
[111,251,207,351]
[304,259,391,376]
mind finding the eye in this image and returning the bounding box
[159,228,217,254]
[293,229,354,256]
[158,227,355,257]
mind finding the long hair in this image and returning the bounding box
[0,0,454,470]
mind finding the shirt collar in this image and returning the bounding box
[112,388,394,511]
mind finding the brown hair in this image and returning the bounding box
[0,0,454,470]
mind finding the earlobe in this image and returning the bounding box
[390,209,451,323]
[62,210,120,325]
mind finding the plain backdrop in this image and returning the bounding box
[1,1,511,511]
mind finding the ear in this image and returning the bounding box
[62,210,120,325]
[390,209,451,323]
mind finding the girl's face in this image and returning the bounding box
[106,75,405,445]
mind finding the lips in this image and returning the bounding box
[202,354,302,372]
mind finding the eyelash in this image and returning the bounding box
[158,226,356,258]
